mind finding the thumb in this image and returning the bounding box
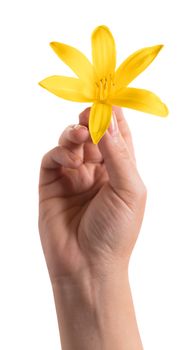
[98,111,145,204]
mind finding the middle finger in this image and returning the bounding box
[59,121,103,164]
[79,108,104,163]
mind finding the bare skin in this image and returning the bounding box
[38,106,147,350]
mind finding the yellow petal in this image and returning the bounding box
[109,87,168,117]
[89,103,112,144]
[50,42,96,88]
[91,25,116,79]
[39,76,93,102]
[115,45,163,87]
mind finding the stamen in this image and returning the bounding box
[95,74,115,101]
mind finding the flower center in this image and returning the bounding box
[95,74,115,102]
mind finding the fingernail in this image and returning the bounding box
[108,112,119,137]
[73,124,87,130]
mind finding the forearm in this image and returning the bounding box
[52,270,143,350]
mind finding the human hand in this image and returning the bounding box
[38,107,147,284]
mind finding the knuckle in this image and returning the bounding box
[68,149,81,163]
[56,145,80,163]
[40,148,54,168]
[58,126,71,145]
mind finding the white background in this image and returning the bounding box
[0,0,194,349]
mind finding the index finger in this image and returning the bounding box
[79,107,136,163]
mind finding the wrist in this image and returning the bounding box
[52,268,130,315]
[52,269,143,350]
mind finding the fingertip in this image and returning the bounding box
[112,105,122,114]
[79,107,91,126]
[79,107,91,118]
[71,124,89,140]
[58,124,89,146]
[72,124,88,131]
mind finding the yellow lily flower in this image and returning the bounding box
[39,25,168,144]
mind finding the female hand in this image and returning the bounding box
[38,106,147,284]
